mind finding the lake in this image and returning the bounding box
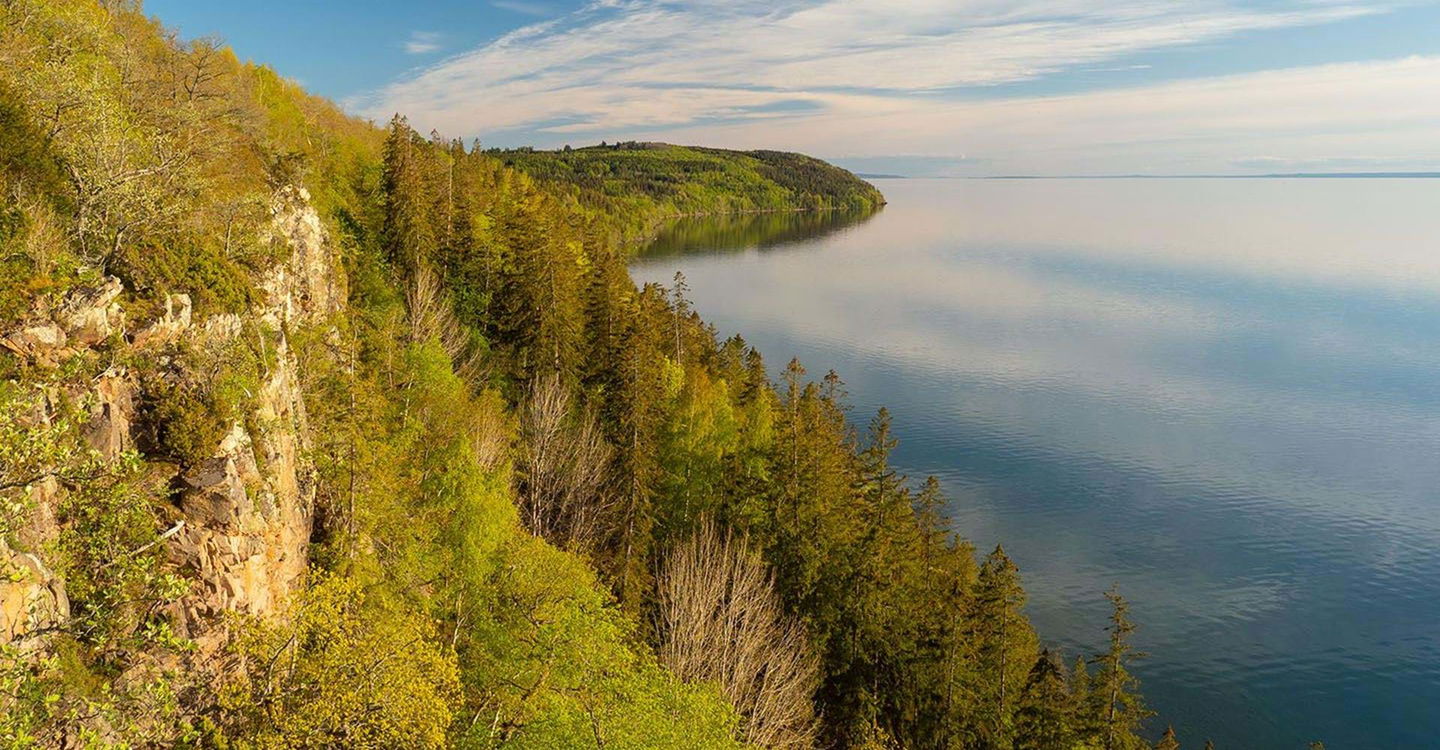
[630,178,1440,749]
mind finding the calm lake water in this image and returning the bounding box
[631,178,1440,749]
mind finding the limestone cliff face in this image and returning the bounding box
[0,186,342,660]
[165,186,338,654]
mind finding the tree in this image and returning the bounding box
[517,373,613,551]
[382,115,438,269]
[1155,725,1180,750]
[1015,650,1077,750]
[961,544,1038,748]
[656,521,820,749]
[1091,588,1153,750]
[221,576,460,749]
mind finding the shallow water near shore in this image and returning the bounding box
[630,177,1440,749]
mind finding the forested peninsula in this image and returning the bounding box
[494,142,887,248]
[2,2,1173,748]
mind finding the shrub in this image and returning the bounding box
[219,574,461,749]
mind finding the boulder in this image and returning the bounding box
[84,368,136,459]
[1,322,67,363]
[131,293,192,349]
[60,276,124,346]
[0,541,70,653]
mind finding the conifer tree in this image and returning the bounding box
[1092,588,1153,750]
[962,544,1037,748]
[1155,725,1180,750]
[381,115,438,269]
[1015,649,1076,750]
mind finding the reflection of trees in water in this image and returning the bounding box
[637,207,883,258]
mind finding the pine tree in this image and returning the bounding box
[381,115,438,270]
[1014,649,1076,750]
[1155,725,1180,750]
[1091,588,1152,750]
[670,270,690,361]
[1069,655,1097,743]
[962,544,1037,748]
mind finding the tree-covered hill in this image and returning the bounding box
[493,142,886,247]
[0,1,1197,748]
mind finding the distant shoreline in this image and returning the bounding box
[979,172,1440,180]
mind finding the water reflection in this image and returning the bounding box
[637,206,882,258]
[631,178,1440,750]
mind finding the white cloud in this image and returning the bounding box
[354,1,1435,172]
[491,0,552,15]
[403,31,443,55]
[643,55,1440,173]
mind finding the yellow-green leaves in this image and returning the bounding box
[222,574,461,749]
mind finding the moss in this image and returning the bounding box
[51,636,108,699]
[112,240,256,319]
[136,329,269,467]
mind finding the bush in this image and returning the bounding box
[219,574,461,749]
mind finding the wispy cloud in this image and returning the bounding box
[403,31,443,55]
[352,0,1428,171]
[647,56,1440,174]
[491,0,552,16]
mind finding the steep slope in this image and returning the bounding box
[0,3,742,746]
[1,2,1163,749]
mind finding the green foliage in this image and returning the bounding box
[1015,651,1080,750]
[53,448,189,654]
[1089,589,1153,750]
[111,240,256,318]
[220,574,461,749]
[456,535,743,749]
[3,387,187,654]
[0,82,79,322]
[496,143,885,249]
[1,385,193,746]
[2,638,200,749]
[0,2,1178,748]
[135,327,271,467]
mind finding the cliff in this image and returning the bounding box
[2,186,339,671]
[1,2,1157,747]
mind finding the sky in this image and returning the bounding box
[147,0,1440,176]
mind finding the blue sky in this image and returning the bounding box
[148,0,1440,175]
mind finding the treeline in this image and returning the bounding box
[0,1,1200,748]
[642,208,877,258]
[376,115,1162,747]
[493,143,886,247]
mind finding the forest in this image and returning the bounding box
[0,1,1194,747]
[492,143,886,247]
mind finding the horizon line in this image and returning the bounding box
[869,171,1440,180]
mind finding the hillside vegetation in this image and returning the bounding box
[494,142,886,247]
[0,1,1186,748]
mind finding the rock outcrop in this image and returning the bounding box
[164,187,336,653]
[59,276,124,347]
[0,541,69,654]
[0,185,340,662]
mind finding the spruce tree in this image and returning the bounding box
[963,545,1036,748]
[1092,588,1153,750]
[1014,649,1076,750]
